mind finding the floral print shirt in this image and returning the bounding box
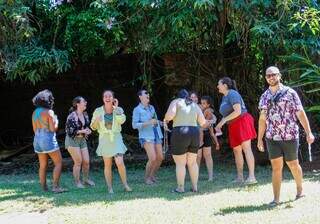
[65,111,90,138]
[258,84,303,141]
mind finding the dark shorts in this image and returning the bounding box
[266,139,299,161]
[200,130,212,148]
[171,126,200,155]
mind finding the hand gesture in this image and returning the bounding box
[84,128,92,135]
[113,98,119,108]
[215,119,225,130]
[163,122,170,131]
[150,119,158,125]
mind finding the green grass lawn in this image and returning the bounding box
[0,162,320,224]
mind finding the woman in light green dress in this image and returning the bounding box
[91,90,132,194]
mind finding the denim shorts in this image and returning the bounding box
[33,129,59,153]
[139,128,162,147]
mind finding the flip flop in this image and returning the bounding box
[171,188,184,194]
[244,179,258,185]
[268,201,280,208]
[52,187,68,194]
[190,188,198,193]
[232,179,244,184]
[295,194,306,200]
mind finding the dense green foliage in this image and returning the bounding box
[0,0,319,102]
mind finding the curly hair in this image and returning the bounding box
[32,89,54,109]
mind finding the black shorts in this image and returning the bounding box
[171,126,200,155]
[266,139,299,161]
[200,130,212,148]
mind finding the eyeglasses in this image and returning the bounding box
[265,73,278,79]
[143,91,149,95]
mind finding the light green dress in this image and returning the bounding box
[90,106,127,157]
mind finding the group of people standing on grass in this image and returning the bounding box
[31,66,315,206]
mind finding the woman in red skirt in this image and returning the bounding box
[215,77,257,184]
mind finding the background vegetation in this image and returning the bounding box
[1,0,319,132]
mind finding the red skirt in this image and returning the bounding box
[227,112,257,148]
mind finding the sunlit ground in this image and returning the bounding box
[0,163,319,224]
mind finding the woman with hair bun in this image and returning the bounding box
[216,77,257,184]
[32,89,66,193]
[65,96,95,188]
[164,89,211,193]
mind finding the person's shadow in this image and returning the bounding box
[214,199,296,215]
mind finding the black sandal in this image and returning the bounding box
[268,201,280,208]
[190,188,198,193]
[295,194,306,200]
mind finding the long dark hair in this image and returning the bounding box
[69,96,85,113]
[32,89,54,109]
[219,77,238,91]
[177,89,192,105]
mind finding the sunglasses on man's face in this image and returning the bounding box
[265,73,278,79]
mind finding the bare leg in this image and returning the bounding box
[270,157,284,203]
[203,147,213,181]
[196,148,203,169]
[233,145,244,182]
[186,152,199,192]
[286,159,303,197]
[172,154,187,192]
[143,143,156,184]
[37,153,48,191]
[67,147,84,188]
[103,157,113,193]
[152,144,164,182]
[114,155,132,191]
[81,148,95,186]
[241,140,256,181]
[48,150,64,192]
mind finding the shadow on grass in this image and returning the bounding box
[0,164,318,208]
[214,199,296,215]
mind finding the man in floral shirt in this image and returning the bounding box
[257,66,315,207]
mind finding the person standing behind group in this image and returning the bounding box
[197,96,220,181]
[65,96,95,188]
[90,90,132,194]
[190,92,205,151]
[216,77,257,184]
[132,90,163,185]
[164,89,209,193]
[257,66,315,207]
[32,90,66,193]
